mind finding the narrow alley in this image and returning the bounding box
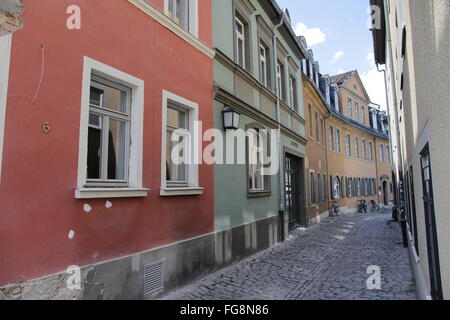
[162,211,416,300]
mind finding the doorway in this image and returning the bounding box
[285,153,305,230]
[382,180,389,206]
[420,146,443,300]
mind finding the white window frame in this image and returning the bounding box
[361,106,366,124]
[369,141,374,161]
[347,98,352,117]
[248,129,265,192]
[318,172,322,202]
[379,144,384,162]
[276,61,284,101]
[76,57,147,199]
[362,139,367,160]
[332,176,341,200]
[355,102,359,120]
[259,43,268,87]
[86,77,132,186]
[235,15,246,69]
[336,128,341,153]
[289,74,297,110]
[385,146,390,162]
[164,0,198,37]
[345,134,351,156]
[354,137,359,158]
[0,34,12,183]
[161,90,203,196]
[310,170,316,204]
[329,125,334,151]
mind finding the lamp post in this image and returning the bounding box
[222,106,241,131]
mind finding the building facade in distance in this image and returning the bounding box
[300,37,392,221]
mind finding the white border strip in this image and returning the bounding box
[128,0,214,59]
[0,33,12,183]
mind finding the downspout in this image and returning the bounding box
[272,12,286,240]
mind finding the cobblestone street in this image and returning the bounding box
[162,211,416,300]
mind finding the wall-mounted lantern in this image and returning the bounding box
[222,106,241,131]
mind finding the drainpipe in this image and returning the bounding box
[272,12,286,241]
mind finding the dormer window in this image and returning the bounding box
[348,98,353,117]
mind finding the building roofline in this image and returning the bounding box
[261,0,308,60]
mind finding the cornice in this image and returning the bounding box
[214,85,308,145]
[329,110,389,140]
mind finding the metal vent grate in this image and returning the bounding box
[144,260,165,296]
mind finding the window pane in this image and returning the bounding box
[87,113,103,179]
[168,0,174,18]
[92,82,127,113]
[167,106,187,129]
[166,130,187,182]
[90,87,103,106]
[235,19,243,34]
[107,118,127,180]
[238,39,244,67]
[176,0,189,30]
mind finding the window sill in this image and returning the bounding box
[160,187,204,197]
[75,187,150,199]
[247,191,271,198]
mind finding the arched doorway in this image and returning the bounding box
[380,175,389,206]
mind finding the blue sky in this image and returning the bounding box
[277,0,387,109]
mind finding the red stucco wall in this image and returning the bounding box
[0,0,213,286]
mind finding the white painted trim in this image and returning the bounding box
[0,33,12,183]
[129,0,213,59]
[163,0,198,38]
[160,187,204,197]
[76,57,146,198]
[161,90,201,195]
[75,188,150,199]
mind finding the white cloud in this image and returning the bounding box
[294,22,326,46]
[329,51,344,64]
[361,67,387,110]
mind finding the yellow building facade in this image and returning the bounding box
[300,46,393,225]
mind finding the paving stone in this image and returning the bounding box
[160,211,416,300]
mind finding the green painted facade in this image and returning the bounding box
[212,0,308,232]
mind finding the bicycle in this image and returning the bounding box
[329,201,340,217]
[357,200,368,213]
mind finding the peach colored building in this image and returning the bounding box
[326,71,393,213]
[299,36,393,225]
[303,72,330,225]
